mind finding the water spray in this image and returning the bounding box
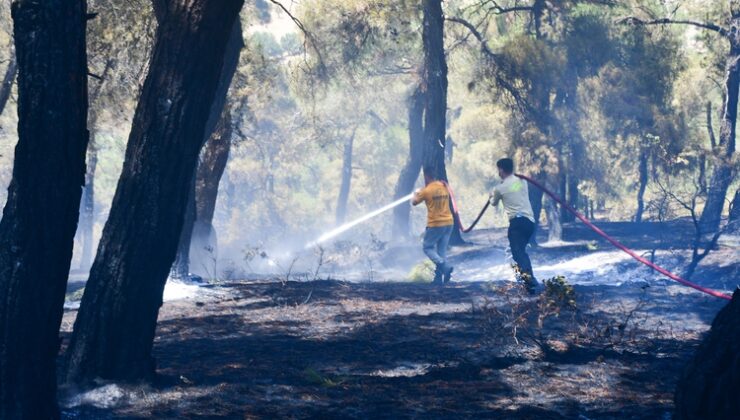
[305,193,415,249]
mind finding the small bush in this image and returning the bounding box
[407,260,435,283]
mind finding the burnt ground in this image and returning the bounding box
[59,222,737,419]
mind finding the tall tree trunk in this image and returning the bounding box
[172,18,243,279]
[335,127,356,225]
[699,43,739,233]
[0,0,88,417]
[421,0,447,182]
[189,108,233,278]
[528,179,543,246]
[66,0,243,385]
[635,147,649,223]
[0,50,17,117]
[392,86,424,238]
[421,0,466,244]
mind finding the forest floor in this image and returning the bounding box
[59,221,738,419]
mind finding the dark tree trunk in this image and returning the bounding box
[674,289,740,419]
[0,0,89,417]
[66,0,244,385]
[392,86,424,238]
[421,0,466,245]
[528,179,543,246]
[172,18,243,279]
[189,109,233,278]
[335,127,356,225]
[171,177,197,279]
[635,147,649,223]
[728,189,740,233]
[420,0,447,182]
[699,43,739,233]
[545,179,562,242]
[0,50,16,117]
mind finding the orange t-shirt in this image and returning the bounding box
[413,181,454,227]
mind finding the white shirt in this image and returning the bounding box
[490,175,535,222]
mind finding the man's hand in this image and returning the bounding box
[412,189,423,206]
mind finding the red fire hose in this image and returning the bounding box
[447,175,732,300]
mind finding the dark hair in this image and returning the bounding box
[496,158,514,174]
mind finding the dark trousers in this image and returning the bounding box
[508,217,535,276]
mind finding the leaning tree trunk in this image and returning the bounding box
[0,49,16,117]
[635,147,649,223]
[172,18,243,279]
[674,289,740,419]
[699,43,739,233]
[66,0,244,385]
[335,127,356,225]
[189,108,233,278]
[0,0,88,417]
[392,86,424,238]
[727,189,740,233]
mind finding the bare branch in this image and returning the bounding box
[266,0,328,77]
[446,16,496,57]
[618,16,729,38]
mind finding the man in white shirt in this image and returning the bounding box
[490,158,539,293]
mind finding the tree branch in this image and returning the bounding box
[618,16,729,38]
[446,16,496,58]
[266,0,327,77]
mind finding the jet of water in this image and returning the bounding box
[306,192,415,248]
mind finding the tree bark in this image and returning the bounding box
[335,127,356,225]
[172,18,243,279]
[674,289,740,419]
[0,50,17,118]
[0,0,89,417]
[528,179,543,246]
[699,42,740,232]
[392,86,425,238]
[635,147,649,223]
[728,189,740,233]
[421,0,466,245]
[66,0,243,385]
[189,109,233,278]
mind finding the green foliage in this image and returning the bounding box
[407,260,435,283]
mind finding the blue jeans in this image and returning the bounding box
[423,225,453,268]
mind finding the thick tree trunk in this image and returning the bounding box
[335,127,356,225]
[172,18,243,279]
[699,44,739,233]
[392,86,424,238]
[635,147,649,223]
[674,289,740,419]
[66,0,243,385]
[0,0,88,417]
[0,50,16,117]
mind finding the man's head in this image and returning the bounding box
[496,158,514,179]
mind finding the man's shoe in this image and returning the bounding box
[432,265,443,284]
[443,265,454,283]
[523,274,539,295]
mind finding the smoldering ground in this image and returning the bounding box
[60,220,738,419]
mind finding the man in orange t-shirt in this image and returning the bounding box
[412,171,454,284]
